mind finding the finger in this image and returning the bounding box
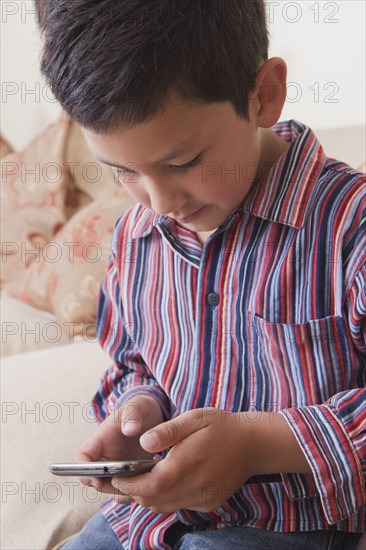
[111,478,141,502]
[80,476,138,496]
[121,396,157,436]
[74,438,103,463]
[110,453,205,511]
[110,450,183,498]
[139,408,208,453]
[121,399,141,436]
[111,472,150,496]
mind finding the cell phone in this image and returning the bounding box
[49,458,162,477]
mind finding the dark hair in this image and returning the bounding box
[35,0,269,133]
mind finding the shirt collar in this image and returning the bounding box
[130,208,166,239]
[242,119,327,229]
[130,119,327,239]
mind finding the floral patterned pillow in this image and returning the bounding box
[1,110,135,334]
[1,112,87,288]
[3,192,135,337]
[0,134,13,158]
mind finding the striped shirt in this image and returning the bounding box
[92,119,366,549]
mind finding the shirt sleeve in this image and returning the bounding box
[279,263,366,524]
[279,389,365,524]
[90,245,175,424]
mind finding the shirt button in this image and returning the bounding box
[207,292,220,306]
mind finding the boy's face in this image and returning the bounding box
[83,89,265,239]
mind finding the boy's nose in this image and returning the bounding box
[146,178,189,216]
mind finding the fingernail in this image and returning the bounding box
[123,421,137,434]
[140,432,159,449]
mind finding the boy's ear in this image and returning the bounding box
[252,57,287,128]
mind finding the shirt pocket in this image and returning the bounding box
[250,312,352,502]
[250,312,352,408]
[280,472,319,501]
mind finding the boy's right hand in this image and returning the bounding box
[75,395,164,495]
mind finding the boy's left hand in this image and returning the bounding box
[110,407,259,513]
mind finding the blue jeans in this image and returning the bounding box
[60,511,363,550]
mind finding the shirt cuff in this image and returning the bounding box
[279,405,365,524]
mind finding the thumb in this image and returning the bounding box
[139,409,205,453]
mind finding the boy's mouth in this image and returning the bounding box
[177,206,206,223]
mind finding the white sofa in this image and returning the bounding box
[1,301,113,549]
[1,127,365,550]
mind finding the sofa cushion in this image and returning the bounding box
[0,340,113,550]
[0,293,72,357]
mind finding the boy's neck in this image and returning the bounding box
[195,129,290,245]
[258,127,290,176]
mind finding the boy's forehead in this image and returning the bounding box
[84,130,204,168]
[82,86,248,140]
[82,97,200,144]
[82,117,204,158]
[82,107,207,161]
[81,94,254,166]
[84,100,207,140]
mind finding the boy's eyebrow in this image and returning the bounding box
[96,132,202,169]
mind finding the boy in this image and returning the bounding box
[35,1,365,548]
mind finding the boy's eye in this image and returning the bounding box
[111,166,136,180]
[112,167,130,180]
[111,152,203,181]
[169,153,203,173]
